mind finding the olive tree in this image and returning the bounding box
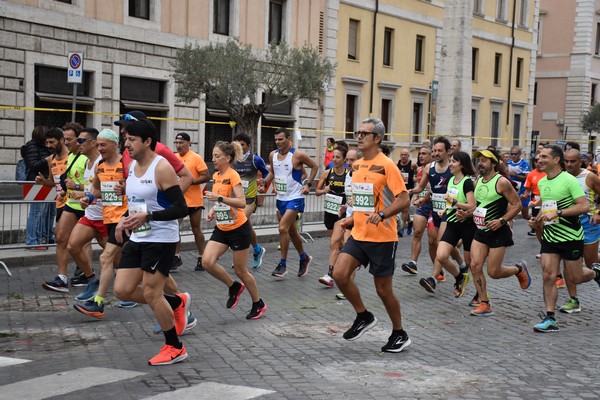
[581,103,600,134]
[172,39,335,147]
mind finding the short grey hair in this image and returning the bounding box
[362,118,386,136]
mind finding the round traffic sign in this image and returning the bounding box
[69,53,81,69]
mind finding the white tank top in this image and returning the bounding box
[127,155,179,243]
[576,169,596,215]
[273,148,304,201]
[344,172,354,217]
[84,157,103,221]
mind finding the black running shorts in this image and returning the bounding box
[209,220,252,251]
[540,239,583,261]
[117,241,177,276]
[340,236,397,277]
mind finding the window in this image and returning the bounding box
[516,57,524,88]
[268,0,283,45]
[415,35,425,72]
[348,19,359,60]
[596,23,600,55]
[534,81,538,105]
[519,0,528,26]
[129,0,150,19]
[213,0,230,35]
[383,28,393,66]
[494,53,502,85]
[55,0,72,3]
[491,111,500,147]
[345,94,358,139]
[381,99,392,141]
[472,48,479,81]
[592,83,598,105]
[412,103,423,143]
[513,113,521,146]
[120,76,166,140]
[474,0,483,14]
[496,0,506,20]
[471,109,478,138]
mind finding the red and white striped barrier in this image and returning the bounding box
[22,184,57,202]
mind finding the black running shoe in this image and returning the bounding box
[401,261,417,275]
[381,330,411,353]
[419,277,436,293]
[172,255,182,272]
[343,312,377,341]
[298,255,312,277]
[70,274,89,287]
[195,257,204,272]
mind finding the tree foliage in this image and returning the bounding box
[581,103,600,133]
[172,39,335,143]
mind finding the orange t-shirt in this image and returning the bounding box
[350,152,407,242]
[176,150,208,208]
[212,167,247,231]
[524,169,546,196]
[97,160,128,224]
[50,156,68,208]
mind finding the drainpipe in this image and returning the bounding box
[506,0,517,126]
[369,0,379,114]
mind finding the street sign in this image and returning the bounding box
[67,52,83,84]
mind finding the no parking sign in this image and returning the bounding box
[67,52,84,84]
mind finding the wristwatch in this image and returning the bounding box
[377,211,386,220]
[75,183,81,190]
[500,217,507,226]
[146,212,153,222]
[557,209,563,217]
[302,179,312,187]
[218,196,223,203]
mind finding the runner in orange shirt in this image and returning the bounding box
[202,141,267,320]
[521,155,546,239]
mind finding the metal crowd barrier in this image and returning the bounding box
[0,180,327,275]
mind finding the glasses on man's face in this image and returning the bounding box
[76,138,91,144]
[510,152,519,156]
[354,130,374,139]
[122,114,139,122]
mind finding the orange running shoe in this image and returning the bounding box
[515,261,531,289]
[556,277,566,288]
[470,301,494,316]
[436,271,446,282]
[148,344,188,366]
[173,292,191,336]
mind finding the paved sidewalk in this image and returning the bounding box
[1,219,600,399]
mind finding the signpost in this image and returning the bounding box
[67,52,83,122]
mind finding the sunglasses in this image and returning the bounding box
[76,138,92,144]
[510,152,520,156]
[354,130,375,138]
[122,114,139,122]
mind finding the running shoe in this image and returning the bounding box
[173,292,191,336]
[454,273,470,298]
[343,312,377,341]
[226,281,245,309]
[592,263,600,287]
[195,257,204,272]
[470,302,494,316]
[319,274,335,287]
[533,314,559,333]
[419,277,436,293]
[381,330,411,353]
[468,292,490,307]
[148,344,188,366]
[459,263,469,274]
[246,299,267,320]
[253,246,266,269]
[271,263,287,277]
[73,266,84,278]
[298,255,312,277]
[401,261,417,275]
[42,276,68,293]
[70,274,90,287]
[527,230,537,236]
[436,271,446,282]
[556,277,566,288]
[559,298,581,314]
[536,254,541,260]
[73,300,104,319]
[516,260,531,289]
[172,255,182,272]
[398,229,404,238]
[117,301,137,308]
[407,222,413,236]
[336,293,346,300]
[185,312,198,331]
[75,278,99,301]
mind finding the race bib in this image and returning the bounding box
[352,183,375,213]
[446,188,458,210]
[473,207,487,230]
[418,190,429,199]
[214,202,234,225]
[541,200,559,225]
[101,181,123,206]
[274,177,287,195]
[324,193,343,215]
[241,180,249,196]
[431,193,446,215]
[53,175,63,196]
[401,172,409,183]
[129,199,151,236]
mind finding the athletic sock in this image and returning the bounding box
[280,259,287,267]
[571,296,579,303]
[454,273,464,283]
[164,294,182,310]
[253,244,261,254]
[328,265,334,276]
[58,274,68,283]
[357,310,371,320]
[163,326,182,349]
[93,295,105,306]
[547,311,556,320]
[410,260,417,266]
[299,252,308,261]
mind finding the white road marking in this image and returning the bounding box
[142,381,275,400]
[0,366,146,400]
[0,356,31,367]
